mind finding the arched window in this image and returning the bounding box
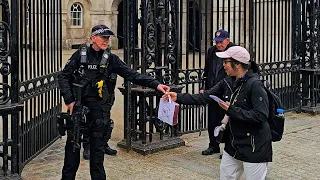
[70,3,82,27]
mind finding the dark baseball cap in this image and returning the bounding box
[213,29,229,41]
[91,24,115,36]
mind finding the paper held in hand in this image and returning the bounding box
[157,95,179,126]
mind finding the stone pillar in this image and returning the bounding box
[181,1,187,55]
[201,9,213,53]
[110,11,119,49]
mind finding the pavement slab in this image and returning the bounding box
[21,112,320,180]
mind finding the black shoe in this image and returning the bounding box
[105,146,117,156]
[83,149,90,160]
[202,147,220,155]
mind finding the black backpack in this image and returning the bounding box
[247,78,285,142]
[264,86,285,142]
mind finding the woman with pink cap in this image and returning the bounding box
[164,46,272,180]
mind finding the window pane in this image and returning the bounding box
[70,3,83,27]
[76,5,81,11]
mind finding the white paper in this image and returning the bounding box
[158,98,178,125]
[209,95,226,104]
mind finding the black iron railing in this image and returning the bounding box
[119,0,305,153]
[0,0,62,178]
[18,0,62,168]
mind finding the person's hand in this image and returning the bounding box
[221,115,229,124]
[218,101,230,111]
[200,89,204,94]
[66,102,75,115]
[157,84,170,93]
[162,92,177,102]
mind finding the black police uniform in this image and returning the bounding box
[58,45,161,180]
[103,73,117,153]
[82,72,118,158]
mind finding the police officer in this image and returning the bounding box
[82,73,118,160]
[58,24,170,180]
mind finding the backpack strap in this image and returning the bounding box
[242,77,261,108]
[230,76,260,106]
[229,83,244,105]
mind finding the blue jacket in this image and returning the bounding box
[202,42,235,90]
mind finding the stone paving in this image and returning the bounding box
[21,112,320,180]
[19,50,320,179]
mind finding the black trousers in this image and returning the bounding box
[82,126,91,150]
[83,120,113,150]
[61,104,109,180]
[207,102,225,149]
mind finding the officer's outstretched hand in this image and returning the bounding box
[162,92,177,102]
[66,102,75,115]
[157,84,170,93]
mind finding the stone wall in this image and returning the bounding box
[61,0,254,52]
[62,0,120,49]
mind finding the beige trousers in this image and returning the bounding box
[220,150,268,180]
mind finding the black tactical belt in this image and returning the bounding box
[82,99,106,106]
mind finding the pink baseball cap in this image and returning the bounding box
[216,46,250,64]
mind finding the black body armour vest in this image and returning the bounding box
[78,45,111,102]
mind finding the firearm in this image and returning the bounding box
[57,44,90,152]
[70,83,89,152]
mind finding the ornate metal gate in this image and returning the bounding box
[178,0,300,134]
[119,0,306,154]
[1,0,318,176]
[296,0,320,114]
[0,0,62,178]
[118,0,184,155]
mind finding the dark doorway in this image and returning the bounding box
[188,1,201,51]
[117,1,124,49]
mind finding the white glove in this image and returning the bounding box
[214,124,226,137]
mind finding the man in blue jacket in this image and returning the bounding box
[201,29,235,155]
